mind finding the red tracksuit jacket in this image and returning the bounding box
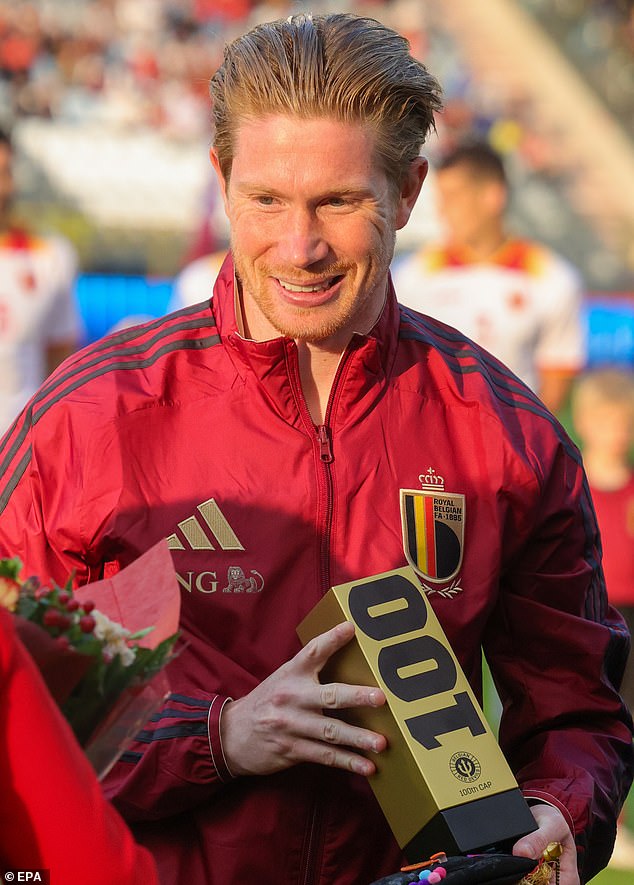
[0,258,631,884]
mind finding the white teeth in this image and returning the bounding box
[278,279,331,293]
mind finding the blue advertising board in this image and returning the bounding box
[74,273,634,371]
[75,274,174,344]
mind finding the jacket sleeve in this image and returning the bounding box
[484,438,634,883]
[0,608,158,885]
[102,689,236,821]
[0,404,90,587]
[0,410,238,821]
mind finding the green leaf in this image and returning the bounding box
[15,595,38,620]
[127,626,155,640]
[0,557,22,580]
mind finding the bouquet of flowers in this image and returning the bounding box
[0,540,181,778]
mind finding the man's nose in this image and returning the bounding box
[279,207,330,267]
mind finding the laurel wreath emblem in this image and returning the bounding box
[421,579,463,599]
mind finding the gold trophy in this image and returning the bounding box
[297,567,537,861]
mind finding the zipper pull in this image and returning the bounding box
[317,425,333,463]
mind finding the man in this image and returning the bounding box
[393,142,585,414]
[0,14,630,885]
[0,130,81,433]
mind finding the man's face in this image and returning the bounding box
[435,166,503,246]
[576,402,634,459]
[213,114,423,348]
[0,144,14,217]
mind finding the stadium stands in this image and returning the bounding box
[1,0,632,288]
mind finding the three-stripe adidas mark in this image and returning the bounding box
[167,498,244,551]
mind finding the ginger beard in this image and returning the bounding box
[231,236,395,344]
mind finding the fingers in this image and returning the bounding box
[513,805,579,885]
[221,621,388,779]
[299,620,356,671]
[319,680,386,711]
[300,708,387,756]
[513,803,568,857]
[256,701,385,775]
[298,621,387,710]
[223,692,385,778]
[284,735,379,776]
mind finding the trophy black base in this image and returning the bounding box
[404,788,538,862]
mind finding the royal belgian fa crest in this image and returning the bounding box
[400,469,465,583]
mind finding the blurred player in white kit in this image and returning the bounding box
[0,130,81,433]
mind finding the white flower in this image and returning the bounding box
[93,609,136,667]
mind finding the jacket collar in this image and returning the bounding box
[211,254,401,424]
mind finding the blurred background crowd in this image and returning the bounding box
[1,0,633,285]
[1,0,634,873]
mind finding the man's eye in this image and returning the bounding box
[256,195,275,205]
[326,197,346,207]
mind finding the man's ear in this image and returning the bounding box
[209,147,229,213]
[395,157,428,230]
[483,180,507,217]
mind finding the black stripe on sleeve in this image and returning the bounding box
[135,722,208,743]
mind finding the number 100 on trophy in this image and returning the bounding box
[297,567,537,861]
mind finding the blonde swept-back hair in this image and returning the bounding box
[210,13,443,190]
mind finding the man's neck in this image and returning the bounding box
[297,342,345,425]
[234,285,344,424]
[0,210,12,234]
[461,224,507,261]
[236,276,387,425]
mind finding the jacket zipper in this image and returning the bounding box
[292,346,353,885]
[315,348,353,595]
[317,423,333,463]
[316,423,334,595]
[301,794,322,885]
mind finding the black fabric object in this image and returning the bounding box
[369,853,539,885]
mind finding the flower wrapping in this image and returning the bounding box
[1,540,181,778]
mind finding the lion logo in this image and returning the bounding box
[222,566,264,593]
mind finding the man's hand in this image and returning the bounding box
[513,803,580,885]
[220,621,387,777]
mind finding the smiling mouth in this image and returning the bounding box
[277,275,343,294]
